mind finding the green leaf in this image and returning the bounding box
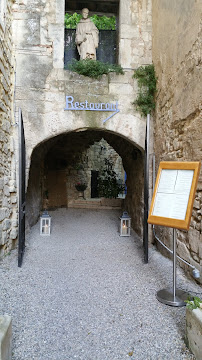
[65,13,116,30]
[133,64,157,116]
[68,59,124,79]
[185,296,202,310]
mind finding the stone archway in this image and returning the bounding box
[26,129,144,237]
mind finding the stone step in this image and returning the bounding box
[68,204,122,210]
[68,198,123,210]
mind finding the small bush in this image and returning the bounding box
[185,296,202,310]
[65,13,116,30]
[68,59,124,79]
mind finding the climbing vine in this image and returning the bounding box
[133,64,157,117]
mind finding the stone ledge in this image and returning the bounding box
[68,198,123,210]
[0,315,12,360]
[186,307,202,360]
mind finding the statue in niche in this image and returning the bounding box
[75,8,99,60]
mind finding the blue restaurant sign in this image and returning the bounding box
[64,95,120,123]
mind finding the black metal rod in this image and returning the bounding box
[18,108,26,267]
[143,114,150,263]
[173,228,176,298]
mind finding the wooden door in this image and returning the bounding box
[47,170,67,208]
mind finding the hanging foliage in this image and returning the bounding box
[68,59,124,79]
[65,13,116,30]
[133,64,157,117]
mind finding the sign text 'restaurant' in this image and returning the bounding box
[64,96,120,123]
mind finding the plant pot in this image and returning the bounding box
[78,191,84,198]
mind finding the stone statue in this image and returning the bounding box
[75,8,99,60]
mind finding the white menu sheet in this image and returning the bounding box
[152,169,194,220]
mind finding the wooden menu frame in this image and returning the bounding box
[148,162,201,230]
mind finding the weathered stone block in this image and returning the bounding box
[194,199,200,209]
[0,180,4,191]
[2,198,10,208]
[177,241,190,263]
[109,83,134,96]
[189,228,200,254]
[119,39,132,68]
[0,209,6,222]
[0,232,7,246]
[3,177,8,185]
[10,229,18,240]
[186,307,202,360]
[2,220,11,231]
[3,186,9,197]
[9,180,16,188]
[12,220,18,227]
[0,315,12,360]
[10,196,17,204]
[199,237,202,259]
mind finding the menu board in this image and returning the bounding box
[148,162,201,230]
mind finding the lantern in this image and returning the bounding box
[120,211,131,236]
[40,211,51,236]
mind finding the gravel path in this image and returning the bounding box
[0,208,201,360]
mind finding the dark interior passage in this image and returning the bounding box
[26,130,144,236]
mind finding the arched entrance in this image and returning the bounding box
[26,129,144,237]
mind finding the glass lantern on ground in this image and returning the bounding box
[40,211,51,236]
[120,211,131,236]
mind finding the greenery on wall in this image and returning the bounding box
[98,159,124,198]
[65,13,116,30]
[185,296,202,310]
[69,59,124,79]
[133,64,157,117]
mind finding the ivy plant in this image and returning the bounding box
[133,64,157,117]
[65,13,116,30]
[185,296,202,310]
[68,59,124,79]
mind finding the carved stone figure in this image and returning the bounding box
[75,8,99,60]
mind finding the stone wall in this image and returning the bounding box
[76,139,125,199]
[12,0,152,235]
[0,0,17,257]
[152,0,202,282]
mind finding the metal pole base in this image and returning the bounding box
[156,288,189,307]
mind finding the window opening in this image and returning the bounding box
[64,1,119,68]
[91,170,99,198]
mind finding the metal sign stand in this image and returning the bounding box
[143,114,150,264]
[156,228,189,307]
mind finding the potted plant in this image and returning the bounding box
[75,182,87,192]
[75,182,87,198]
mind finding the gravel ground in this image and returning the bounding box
[0,208,201,360]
